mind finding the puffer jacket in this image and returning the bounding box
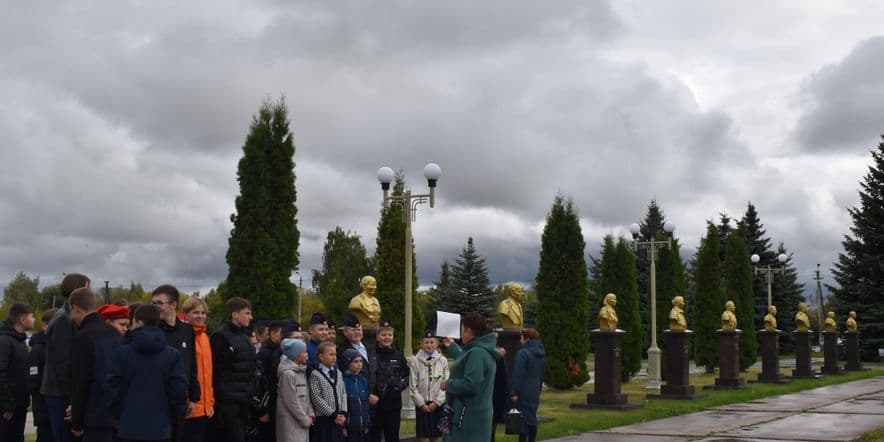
[210,321,256,403]
[510,339,545,426]
[41,301,77,396]
[443,333,500,442]
[372,345,409,410]
[0,319,29,411]
[408,351,448,407]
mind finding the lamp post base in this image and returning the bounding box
[646,347,662,390]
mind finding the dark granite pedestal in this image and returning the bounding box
[756,329,790,383]
[648,330,701,400]
[820,331,844,375]
[572,329,641,410]
[362,327,378,357]
[791,330,820,379]
[844,332,865,371]
[713,329,745,389]
[496,328,521,375]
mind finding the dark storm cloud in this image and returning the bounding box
[794,36,884,152]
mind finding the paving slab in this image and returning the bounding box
[716,412,884,442]
[811,397,884,414]
[694,438,817,442]
[549,434,685,442]
[715,394,845,412]
[598,410,790,437]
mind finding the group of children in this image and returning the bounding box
[283,312,449,442]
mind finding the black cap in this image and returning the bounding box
[282,320,301,335]
[343,313,361,328]
[310,312,327,326]
[326,319,336,330]
[422,330,435,339]
[378,318,394,330]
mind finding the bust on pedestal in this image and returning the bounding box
[496,283,525,374]
[757,305,790,383]
[572,294,640,410]
[715,300,745,389]
[820,311,844,375]
[649,296,698,400]
[792,303,818,379]
[844,311,864,371]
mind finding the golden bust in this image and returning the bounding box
[349,275,381,327]
[721,300,737,330]
[669,296,687,331]
[846,311,858,332]
[824,311,837,333]
[795,302,810,332]
[599,293,618,331]
[764,305,778,331]
[498,283,525,329]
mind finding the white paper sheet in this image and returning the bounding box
[435,311,461,339]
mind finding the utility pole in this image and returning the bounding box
[814,264,824,348]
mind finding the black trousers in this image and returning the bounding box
[83,426,114,442]
[369,406,400,442]
[181,416,208,442]
[216,401,251,442]
[0,408,26,442]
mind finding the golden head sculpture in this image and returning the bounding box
[824,311,837,332]
[669,296,687,331]
[599,293,618,331]
[795,302,810,332]
[349,275,381,327]
[498,283,525,329]
[846,311,857,332]
[764,305,778,331]
[721,300,737,330]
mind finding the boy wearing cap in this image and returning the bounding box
[342,349,370,442]
[325,319,337,344]
[277,338,314,442]
[370,319,409,442]
[308,342,347,442]
[307,313,329,372]
[98,304,130,337]
[408,331,447,442]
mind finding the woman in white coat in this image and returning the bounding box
[277,338,315,442]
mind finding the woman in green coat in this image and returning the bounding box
[441,313,501,442]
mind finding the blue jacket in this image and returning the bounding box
[106,325,187,440]
[70,313,123,430]
[342,371,370,429]
[510,339,545,426]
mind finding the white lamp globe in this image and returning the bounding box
[377,167,395,184]
[751,254,760,264]
[778,253,787,263]
[629,223,641,236]
[663,221,676,234]
[423,163,442,180]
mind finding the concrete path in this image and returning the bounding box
[548,376,884,442]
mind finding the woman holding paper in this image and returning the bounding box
[440,312,500,442]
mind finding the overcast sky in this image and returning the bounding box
[2,1,883,301]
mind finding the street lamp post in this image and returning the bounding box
[629,220,675,391]
[294,272,304,324]
[750,253,788,308]
[376,163,441,358]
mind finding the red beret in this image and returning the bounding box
[98,304,130,321]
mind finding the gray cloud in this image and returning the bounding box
[794,36,884,152]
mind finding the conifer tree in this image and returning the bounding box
[374,173,424,350]
[312,227,371,324]
[655,238,685,380]
[226,97,299,319]
[772,243,805,353]
[430,261,455,316]
[597,235,642,381]
[737,202,776,329]
[724,231,758,370]
[692,223,724,372]
[636,200,665,349]
[446,237,495,317]
[832,137,884,360]
[535,195,590,388]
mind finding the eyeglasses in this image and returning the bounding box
[152,300,174,306]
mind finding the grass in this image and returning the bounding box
[855,428,884,442]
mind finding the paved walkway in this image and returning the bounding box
[549,376,884,442]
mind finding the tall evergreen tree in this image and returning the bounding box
[655,238,685,380]
[724,231,758,370]
[312,227,371,324]
[692,223,724,372]
[445,237,495,317]
[772,243,805,353]
[226,97,300,319]
[737,202,776,330]
[374,173,424,350]
[718,213,734,263]
[636,200,665,349]
[598,235,643,381]
[535,195,590,388]
[430,261,455,316]
[832,137,884,360]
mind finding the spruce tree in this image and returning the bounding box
[598,235,643,381]
[447,237,495,318]
[430,261,455,316]
[374,173,425,350]
[692,223,724,372]
[312,227,371,324]
[737,202,776,330]
[724,231,758,370]
[832,137,884,360]
[772,243,805,353]
[535,195,590,388]
[636,200,665,349]
[655,238,685,380]
[226,97,299,320]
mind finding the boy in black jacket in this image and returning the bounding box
[69,288,124,442]
[0,303,35,442]
[210,297,256,442]
[370,319,409,442]
[28,308,56,442]
[257,320,284,442]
